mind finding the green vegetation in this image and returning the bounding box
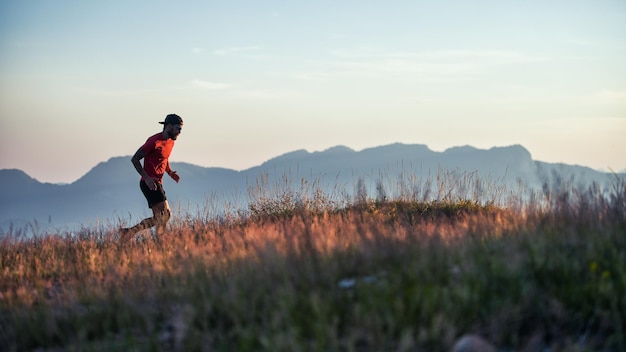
[1,176,625,351]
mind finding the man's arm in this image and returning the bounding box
[166,160,180,183]
[131,148,157,190]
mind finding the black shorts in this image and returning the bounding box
[140,180,167,208]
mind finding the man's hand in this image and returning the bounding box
[169,170,180,183]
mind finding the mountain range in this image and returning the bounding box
[1,143,623,234]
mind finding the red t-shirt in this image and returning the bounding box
[140,132,175,183]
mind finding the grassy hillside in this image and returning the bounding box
[1,177,625,351]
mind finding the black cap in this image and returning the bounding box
[159,114,183,125]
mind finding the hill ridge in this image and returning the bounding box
[1,143,623,232]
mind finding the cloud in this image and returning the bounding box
[191,47,205,55]
[229,89,300,100]
[331,49,476,58]
[334,59,477,77]
[213,46,262,56]
[590,90,626,102]
[288,57,478,83]
[581,90,626,106]
[190,78,298,99]
[80,86,184,97]
[191,80,231,90]
[330,49,548,65]
[288,72,334,82]
[286,49,548,83]
[558,31,596,47]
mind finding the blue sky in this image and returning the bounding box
[1,0,625,183]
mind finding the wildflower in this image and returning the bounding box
[589,261,598,273]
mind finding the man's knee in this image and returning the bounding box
[152,201,171,223]
[161,207,172,222]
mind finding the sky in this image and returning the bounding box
[1,0,625,184]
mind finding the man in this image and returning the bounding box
[120,114,183,242]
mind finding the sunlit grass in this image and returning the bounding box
[1,173,624,351]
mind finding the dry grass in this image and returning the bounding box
[1,174,625,351]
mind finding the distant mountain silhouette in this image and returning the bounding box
[1,143,623,234]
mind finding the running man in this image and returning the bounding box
[120,114,183,241]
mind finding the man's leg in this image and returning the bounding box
[120,201,171,242]
[151,200,172,235]
[120,217,155,242]
[120,180,171,242]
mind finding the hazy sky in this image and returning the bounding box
[1,0,625,183]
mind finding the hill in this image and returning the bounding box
[2,171,625,350]
[1,143,623,233]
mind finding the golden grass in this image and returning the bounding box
[1,175,624,351]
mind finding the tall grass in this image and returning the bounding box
[1,172,624,351]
